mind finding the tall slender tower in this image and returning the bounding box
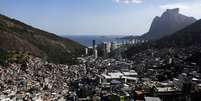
[94,49,98,59]
[92,40,96,51]
[92,40,98,58]
[85,48,88,56]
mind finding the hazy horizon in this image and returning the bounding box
[1,0,201,36]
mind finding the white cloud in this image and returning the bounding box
[160,3,190,10]
[115,0,143,4]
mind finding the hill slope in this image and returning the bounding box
[126,19,201,57]
[157,19,201,47]
[0,14,84,64]
[141,8,196,40]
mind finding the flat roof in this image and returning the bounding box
[101,74,112,79]
[122,76,138,80]
[145,97,161,101]
[101,71,138,79]
[122,72,138,76]
[108,72,123,79]
[155,87,176,92]
[101,72,123,79]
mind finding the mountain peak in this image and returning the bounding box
[166,8,179,14]
[141,8,196,40]
[161,8,180,18]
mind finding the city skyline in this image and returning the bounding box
[0,0,201,35]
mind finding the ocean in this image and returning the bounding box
[66,35,126,47]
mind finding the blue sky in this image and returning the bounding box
[0,0,201,36]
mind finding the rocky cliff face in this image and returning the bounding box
[142,8,196,40]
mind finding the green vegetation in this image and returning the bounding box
[0,49,30,65]
[0,14,84,64]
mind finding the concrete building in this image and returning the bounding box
[94,49,98,59]
[111,41,117,51]
[92,40,98,59]
[104,42,111,54]
[100,70,139,84]
[98,42,112,58]
[85,48,88,56]
[92,40,96,51]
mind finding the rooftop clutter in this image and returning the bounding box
[0,45,201,101]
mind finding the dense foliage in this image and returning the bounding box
[0,14,84,64]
